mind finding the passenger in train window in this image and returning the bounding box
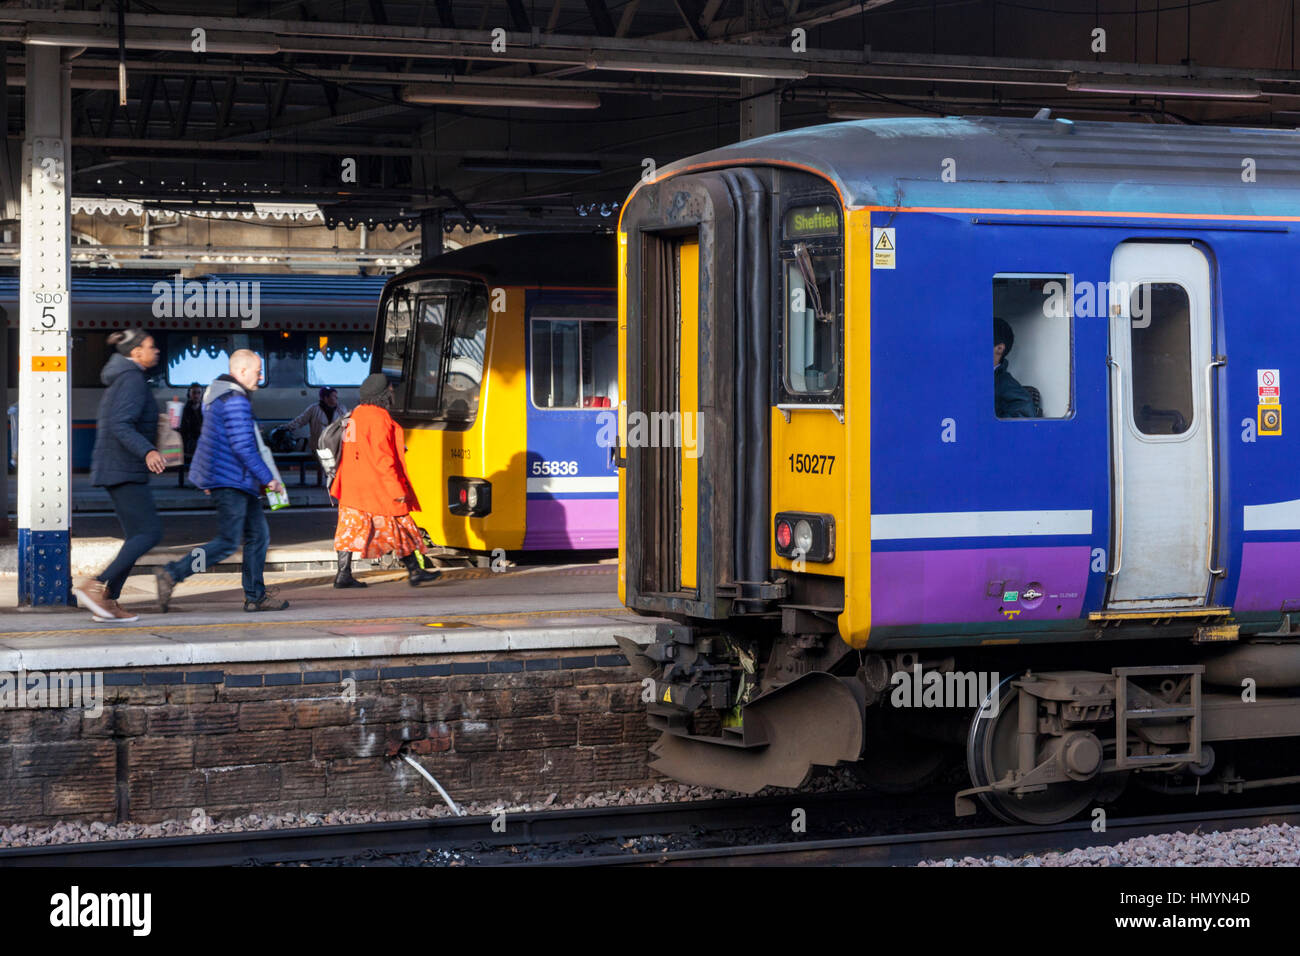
[330,373,441,588]
[153,349,290,614]
[73,328,166,623]
[286,386,349,452]
[180,383,204,458]
[993,318,1038,419]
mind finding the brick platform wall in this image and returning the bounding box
[0,652,661,826]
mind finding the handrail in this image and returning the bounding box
[1107,356,1124,579]
[1205,357,1227,577]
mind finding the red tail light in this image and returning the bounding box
[775,519,793,550]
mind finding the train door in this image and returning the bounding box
[1107,242,1217,609]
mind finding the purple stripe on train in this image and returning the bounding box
[871,546,1091,626]
[1234,542,1300,612]
[523,498,619,550]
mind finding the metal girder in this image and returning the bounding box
[585,0,616,37]
[671,0,708,41]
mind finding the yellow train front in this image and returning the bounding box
[370,234,618,561]
[617,116,1300,823]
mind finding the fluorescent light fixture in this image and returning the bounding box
[585,55,808,80]
[26,28,279,55]
[402,84,600,109]
[1066,73,1261,99]
[460,158,602,175]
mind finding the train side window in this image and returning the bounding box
[166,333,265,387]
[783,246,840,394]
[531,317,617,409]
[308,333,372,387]
[1129,282,1193,436]
[992,275,1074,420]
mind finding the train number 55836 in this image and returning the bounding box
[532,459,579,476]
[788,453,835,475]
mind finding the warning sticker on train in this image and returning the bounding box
[872,228,896,269]
[1258,369,1280,404]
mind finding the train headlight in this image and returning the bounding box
[774,512,834,563]
[448,476,492,517]
[794,520,814,554]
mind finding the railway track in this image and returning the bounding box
[3,791,1296,867]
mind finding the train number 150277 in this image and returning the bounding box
[788,453,835,475]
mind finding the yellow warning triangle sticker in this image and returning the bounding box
[874,232,894,250]
[662,687,672,703]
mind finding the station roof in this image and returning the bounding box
[660,116,1300,217]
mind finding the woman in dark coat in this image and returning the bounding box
[72,328,166,622]
[330,373,439,587]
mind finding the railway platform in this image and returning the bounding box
[0,560,668,827]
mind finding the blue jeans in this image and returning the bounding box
[165,487,269,603]
[99,482,163,600]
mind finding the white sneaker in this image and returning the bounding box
[72,576,114,618]
[91,598,139,623]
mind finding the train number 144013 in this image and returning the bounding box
[788,453,835,475]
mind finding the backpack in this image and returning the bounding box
[316,412,351,483]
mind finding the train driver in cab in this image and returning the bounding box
[994,318,1038,418]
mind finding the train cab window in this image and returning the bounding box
[380,291,413,382]
[166,333,265,387]
[408,296,449,413]
[440,286,488,423]
[1129,282,1194,436]
[784,245,840,394]
[530,315,617,409]
[402,279,488,425]
[992,275,1074,420]
[307,333,372,387]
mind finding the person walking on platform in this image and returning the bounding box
[179,382,204,458]
[287,386,347,452]
[331,373,440,588]
[153,349,290,613]
[73,328,166,623]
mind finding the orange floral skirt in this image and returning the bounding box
[334,506,424,559]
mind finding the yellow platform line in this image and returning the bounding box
[6,606,633,639]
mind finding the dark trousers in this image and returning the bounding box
[98,481,163,600]
[164,487,270,603]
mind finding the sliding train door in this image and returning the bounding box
[1106,242,1218,609]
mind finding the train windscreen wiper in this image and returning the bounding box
[792,242,828,321]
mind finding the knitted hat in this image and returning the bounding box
[993,318,1015,358]
[359,373,390,402]
[318,386,338,400]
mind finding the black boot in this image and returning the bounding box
[334,550,367,589]
[401,552,441,586]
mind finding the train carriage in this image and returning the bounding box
[616,115,1300,823]
[3,272,386,470]
[370,234,617,559]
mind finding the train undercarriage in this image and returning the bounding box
[617,618,1300,825]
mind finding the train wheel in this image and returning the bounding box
[859,711,951,794]
[966,676,1101,825]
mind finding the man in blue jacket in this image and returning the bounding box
[154,349,289,612]
[994,318,1038,419]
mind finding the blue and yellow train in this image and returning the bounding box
[370,234,618,558]
[617,115,1300,823]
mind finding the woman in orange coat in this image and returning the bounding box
[331,373,440,587]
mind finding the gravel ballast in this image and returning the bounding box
[920,823,1300,866]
